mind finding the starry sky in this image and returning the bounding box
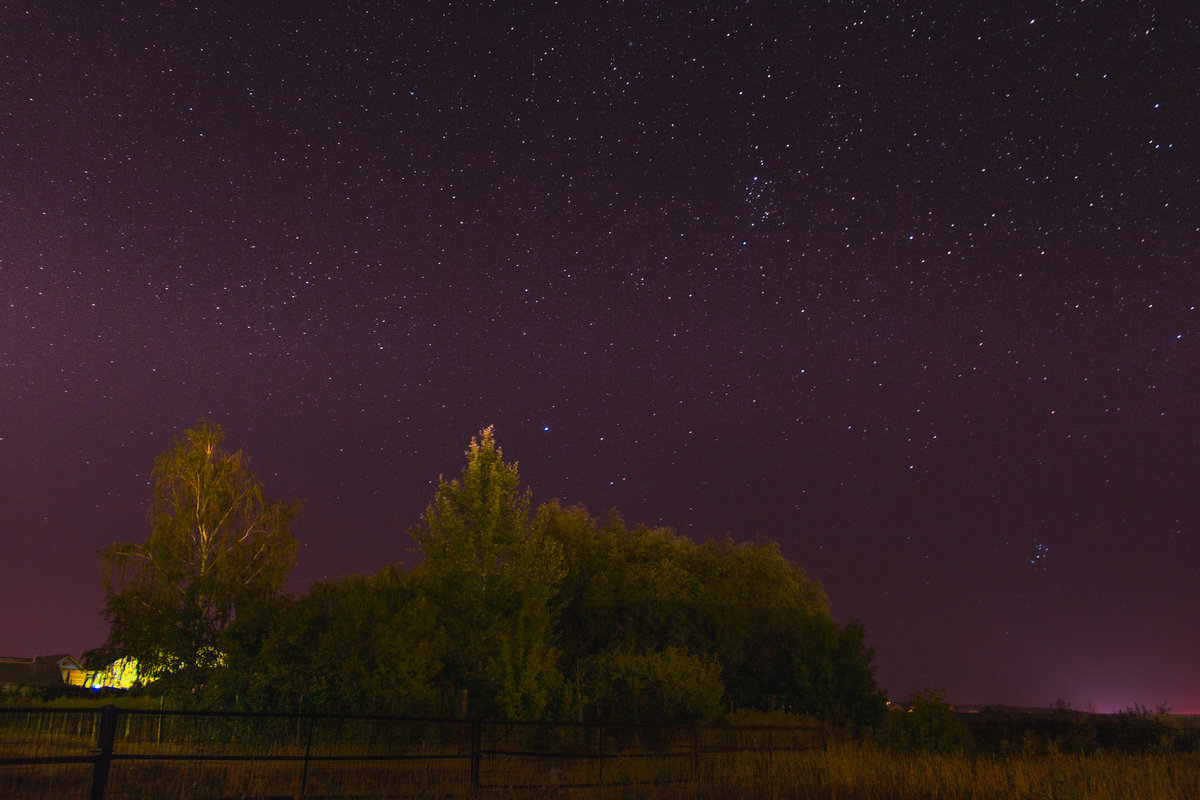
[3,2,1197,712]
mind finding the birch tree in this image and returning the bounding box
[93,421,300,688]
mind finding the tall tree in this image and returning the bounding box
[542,502,885,726]
[411,427,563,719]
[92,421,300,688]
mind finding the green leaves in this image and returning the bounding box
[101,424,885,728]
[211,568,450,716]
[882,689,973,753]
[96,421,300,690]
[541,503,884,727]
[581,646,725,724]
[412,427,565,720]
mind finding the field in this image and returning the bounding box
[2,706,816,798]
[701,743,1200,800]
[5,704,1200,799]
[6,742,1200,798]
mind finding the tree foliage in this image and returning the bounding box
[882,689,973,753]
[410,426,564,720]
[580,646,725,723]
[538,501,885,728]
[212,567,447,715]
[92,421,300,687]
[109,425,886,729]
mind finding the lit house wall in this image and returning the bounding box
[81,657,141,690]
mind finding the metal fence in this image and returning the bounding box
[0,706,825,798]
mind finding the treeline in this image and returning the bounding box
[880,692,1197,755]
[92,424,885,729]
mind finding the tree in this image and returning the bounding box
[827,619,887,731]
[580,646,725,724]
[411,427,564,720]
[92,421,300,689]
[211,567,448,716]
[541,502,887,726]
[882,689,973,753]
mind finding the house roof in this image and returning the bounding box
[49,654,84,671]
[0,655,73,688]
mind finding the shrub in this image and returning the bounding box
[881,689,973,753]
[581,646,725,723]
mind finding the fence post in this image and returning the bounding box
[596,723,604,788]
[469,720,482,794]
[155,696,164,745]
[89,705,118,800]
[690,724,699,782]
[299,714,316,798]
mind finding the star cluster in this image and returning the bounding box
[2,2,1197,711]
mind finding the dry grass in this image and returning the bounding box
[6,715,1200,799]
[687,742,1200,800]
[7,746,1200,800]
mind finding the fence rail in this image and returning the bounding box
[0,707,825,798]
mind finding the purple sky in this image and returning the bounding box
[3,2,1197,712]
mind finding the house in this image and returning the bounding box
[0,654,84,691]
[81,657,142,690]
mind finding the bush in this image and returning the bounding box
[882,690,973,753]
[724,707,819,727]
[581,646,725,723]
[1108,703,1176,753]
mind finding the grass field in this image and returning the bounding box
[684,743,1200,800]
[6,701,1200,799]
[6,743,1200,799]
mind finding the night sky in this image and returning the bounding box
[3,2,1197,712]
